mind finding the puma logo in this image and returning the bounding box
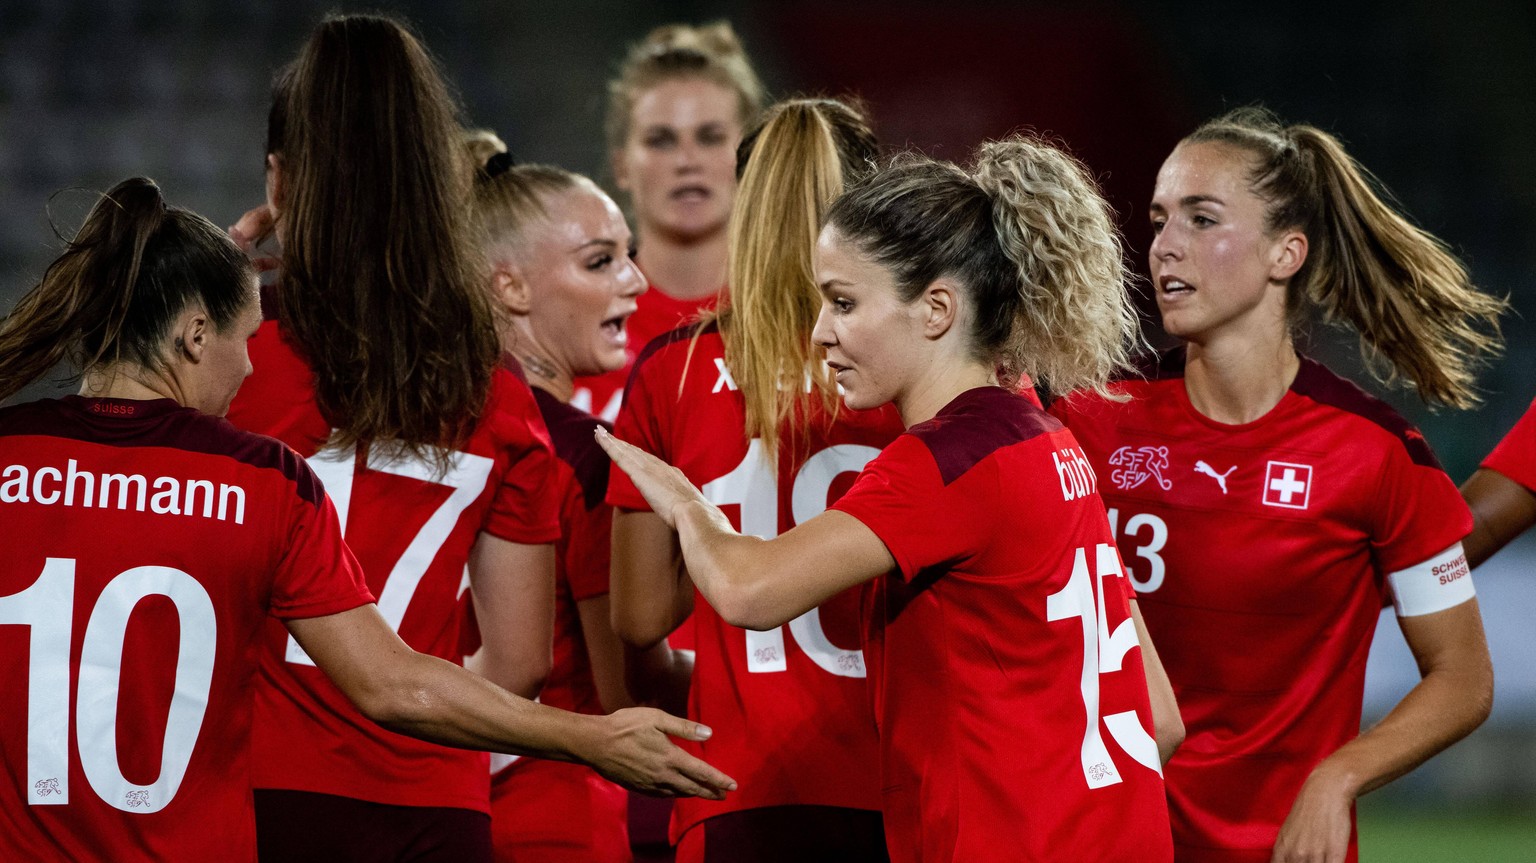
[1194,460,1236,494]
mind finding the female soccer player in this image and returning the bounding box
[604,135,1179,863]
[466,147,649,860]
[0,178,733,863]
[224,14,559,860]
[608,98,902,862]
[1462,393,1536,566]
[1050,107,1501,863]
[571,21,765,420]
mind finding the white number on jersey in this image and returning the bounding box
[702,440,880,678]
[2,558,217,813]
[1046,543,1162,789]
[287,444,494,666]
[1105,508,1168,593]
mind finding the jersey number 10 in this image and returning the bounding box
[3,558,216,813]
[702,440,879,678]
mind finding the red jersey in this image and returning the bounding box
[1484,393,1536,492]
[489,388,628,861]
[607,322,904,843]
[0,396,372,862]
[227,317,562,812]
[1051,350,1473,863]
[573,284,720,422]
[831,386,1171,863]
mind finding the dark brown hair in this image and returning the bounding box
[267,14,499,460]
[1185,107,1506,407]
[825,137,1138,398]
[0,178,254,401]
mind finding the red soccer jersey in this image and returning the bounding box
[226,317,562,812]
[607,322,904,844]
[0,396,372,862]
[831,386,1172,863]
[489,387,628,861]
[1483,393,1536,493]
[572,284,720,422]
[1051,349,1473,863]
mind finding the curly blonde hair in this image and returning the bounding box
[824,135,1138,398]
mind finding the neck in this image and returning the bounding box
[894,356,997,428]
[1182,330,1299,424]
[635,226,728,301]
[502,324,572,403]
[79,363,179,404]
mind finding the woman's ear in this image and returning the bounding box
[1270,229,1308,281]
[611,149,631,193]
[265,153,285,218]
[921,278,959,341]
[172,308,211,364]
[492,263,533,316]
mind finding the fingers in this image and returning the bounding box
[595,427,649,476]
[228,205,275,249]
[672,751,738,797]
[653,709,713,742]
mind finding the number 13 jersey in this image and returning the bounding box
[1051,349,1472,862]
[607,322,905,843]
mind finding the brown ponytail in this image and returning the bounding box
[268,14,500,464]
[0,177,254,402]
[1187,108,1506,407]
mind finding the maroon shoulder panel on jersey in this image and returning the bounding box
[0,396,325,506]
[907,387,1063,485]
[498,353,530,384]
[623,319,722,399]
[533,387,611,510]
[1289,357,1443,469]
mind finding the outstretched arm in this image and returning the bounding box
[1271,598,1492,863]
[1460,467,1536,568]
[286,603,736,799]
[599,428,894,631]
[465,534,555,698]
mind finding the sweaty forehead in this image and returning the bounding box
[1155,142,1259,203]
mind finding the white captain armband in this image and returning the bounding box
[1387,543,1476,617]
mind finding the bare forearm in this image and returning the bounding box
[611,510,694,647]
[675,500,783,629]
[374,648,595,762]
[1313,660,1491,799]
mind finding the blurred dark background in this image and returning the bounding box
[1,0,1533,848]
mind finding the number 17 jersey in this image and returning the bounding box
[607,323,905,843]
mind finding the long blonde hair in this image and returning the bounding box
[717,98,878,456]
[1186,107,1506,407]
[825,136,1138,399]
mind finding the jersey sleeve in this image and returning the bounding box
[270,470,375,620]
[829,433,992,581]
[607,354,669,511]
[1482,395,1536,493]
[1369,429,1473,575]
[564,481,615,603]
[482,385,563,545]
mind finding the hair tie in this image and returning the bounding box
[484,151,516,178]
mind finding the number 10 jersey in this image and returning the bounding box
[607,323,905,844]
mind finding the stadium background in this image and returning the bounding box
[1,1,1532,857]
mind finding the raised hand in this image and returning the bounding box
[596,427,711,530]
[228,204,281,273]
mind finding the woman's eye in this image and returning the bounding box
[698,128,728,147]
[1150,219,1165,235]
[1192,215,1215,227]
[834,298,854,313]
[643,132,675,149]
[587,254,614,271]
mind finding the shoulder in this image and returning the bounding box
[628,319,723,390]
[533,389,611,508]
[1290,357,1442,469]
[906,387,1062,486]
[1047,347,1180,422]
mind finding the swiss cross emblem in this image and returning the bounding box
[1262,461,1312,509]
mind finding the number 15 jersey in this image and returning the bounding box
[607,322,905,843]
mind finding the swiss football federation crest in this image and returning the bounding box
[1262,461,1312,509]
[1108,445,1173,491]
